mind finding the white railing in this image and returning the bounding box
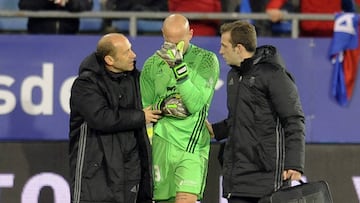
[0,10,335,38]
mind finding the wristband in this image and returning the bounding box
[173,62,188,81]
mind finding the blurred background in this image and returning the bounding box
[1,0,360,202]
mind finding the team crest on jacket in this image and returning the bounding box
[249,76,255,87]
[228,78,234,86]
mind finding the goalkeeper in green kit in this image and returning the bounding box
[140,14,220,203]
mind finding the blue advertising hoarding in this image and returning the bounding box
[0,35,359,142]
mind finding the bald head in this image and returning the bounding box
[96,33,128,59]
[95,33,136,73]
[162,14,193,52]
[163,14,189,34]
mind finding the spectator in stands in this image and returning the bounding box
[266,0,356,37]
[221,0,297,37]
[18,0,92,34]
[221,0,240,13]
[249,0,298,36]
[266,0,298,23]
[105,0,167,11]
[103,0,167,33]
[168,0,222,36]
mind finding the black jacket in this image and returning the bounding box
[18,0,92,34]
[69,53,152,203]
[213,45,305,198]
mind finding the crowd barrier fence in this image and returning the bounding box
[0,10,335,37]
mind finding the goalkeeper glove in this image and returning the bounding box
[156,41,188,81]
[153,94,190,119]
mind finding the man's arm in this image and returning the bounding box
[177,51,220,114]
[71,76,146,133]
[267,66,305,174]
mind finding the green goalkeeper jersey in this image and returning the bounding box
[140,44,219,157]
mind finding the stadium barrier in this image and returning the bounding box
[0,10,334,37]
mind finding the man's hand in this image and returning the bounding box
[205,119,214,138]
[156,41,188,81]
[143,106,162,124]
[266,9,284,22]
[53,0,68,7]
[283,169,302,181]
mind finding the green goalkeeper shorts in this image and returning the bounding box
[152,135,208,201]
